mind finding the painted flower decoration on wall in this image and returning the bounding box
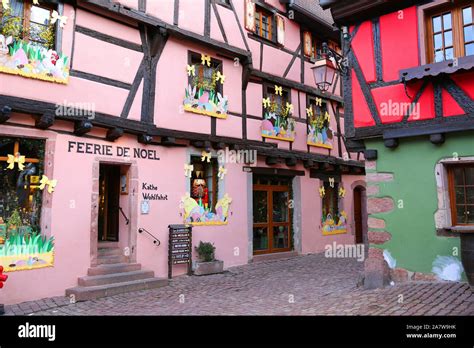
[201,151,211,163]
[39,175,57,194]
[214,71,225,84]
[274,85,283,96]
[201,54,211,67]
[184,164,194,177]
[51,10,68,28]
[319,186,325,198]
[339,187,346,198]
[262,97,271,109]
[6,153,25,171]
[187,64,195,76]
[218,166,227,180]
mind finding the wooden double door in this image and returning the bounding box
[253,176,292,254]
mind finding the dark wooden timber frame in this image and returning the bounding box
[340,12,474,146]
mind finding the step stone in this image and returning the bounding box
[98,248,122,257]
[78,270,155,287]
[66,278,169,302]
[87,263,142,276]
[97,255,126,265]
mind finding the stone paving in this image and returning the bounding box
[4,253,474,316]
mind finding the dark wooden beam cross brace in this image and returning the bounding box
[74,120,93,136]
[139,25,169,124]
[0,106,12,123]
[35,113,55,130]
[106,127,124,142]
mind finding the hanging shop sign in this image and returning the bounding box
[168,224,192,279]
[67,141,160,161]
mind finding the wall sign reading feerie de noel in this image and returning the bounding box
[67,141,160,161]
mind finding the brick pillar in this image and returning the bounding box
[364,160,394,289]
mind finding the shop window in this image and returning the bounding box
[426,2,473,63]
[261,84,296,142]
[183,51,228,118]
[306,96,334,149]
[180,155,232,226]
[0,0,56,50]
[448,164,474,225]
[0,0,70,84]
[190,156,219,213]
[0,137,55,272]
[321,180,347,235]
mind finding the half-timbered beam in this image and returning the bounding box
[0,106,12,124]
[106,127,124,142]
[35,113,55,130]
[74,120,93,136]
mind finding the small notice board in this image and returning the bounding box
[168,224,192,279]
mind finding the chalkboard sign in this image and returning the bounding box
[168,224,192,279]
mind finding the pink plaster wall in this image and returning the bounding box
[146,0,175,25]
[73,33,143,84]
[75,9,141,45]
[300,174,366,254]
[155,38,242,132]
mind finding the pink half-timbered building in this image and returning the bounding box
[0,0,365,304]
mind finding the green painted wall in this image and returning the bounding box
[365,132,474,275]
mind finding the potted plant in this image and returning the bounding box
[193,241,224,276]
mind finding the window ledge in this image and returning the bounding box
[184,105,228,119]
[247,33,280,48]
[399,55,474,82]
[446,226,474,234]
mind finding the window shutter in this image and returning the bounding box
[276,14,285,46]
[244,0,256,32]
[303,31,312,57]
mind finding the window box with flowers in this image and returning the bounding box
[0,136,56,272]
[307,97,334,149]
[261,85,296,142]
[320,180,347,235]
[0,0,69,84]
[180,152,232,226]
[183,52,229,119]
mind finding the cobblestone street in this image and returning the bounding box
[5,254,474,316]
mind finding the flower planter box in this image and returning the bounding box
[193,260,224,276]
[0,252,54,272]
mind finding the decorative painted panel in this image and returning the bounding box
[0,137,56,272]
[261,85,296,142]
[320,181,347,235]
[0,0,70,84]
[307,97,334,149]
[181,152,232,226]
[183,53,229,119]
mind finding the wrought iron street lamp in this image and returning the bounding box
[311,42,347,92]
